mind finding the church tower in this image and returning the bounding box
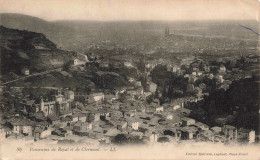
[165,26,170,36]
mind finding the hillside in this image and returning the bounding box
[0,26,129,93]
[0,26,75,79]
[0,13,52,31]
[190,76,259,132]
[0,13,74,49]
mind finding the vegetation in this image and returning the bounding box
[190,76,259,130]
[150,65,189,102]
[0,26,74,77]
[92,71,127,91]
[111,134,144,145]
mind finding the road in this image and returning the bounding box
[9,86,61,90]
[0,67,62,86]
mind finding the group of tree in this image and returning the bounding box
[111,134,144,145]
[189,76,259,131]
[150,65,189,102]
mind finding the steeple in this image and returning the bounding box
[165,26,170,36]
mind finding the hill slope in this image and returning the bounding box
[190,76,259,131]
[0,13,74,48]
[0,26,75,78]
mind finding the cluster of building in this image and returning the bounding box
[143,54,258,96]
[1,28,259,146]
[0,84,256,145]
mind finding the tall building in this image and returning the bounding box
[165,26,170,36]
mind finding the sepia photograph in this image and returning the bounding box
[0,0,259,159]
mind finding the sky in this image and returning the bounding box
[0,0,259,21]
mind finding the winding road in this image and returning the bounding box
[0,67,62,86]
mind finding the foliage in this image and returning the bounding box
[157,137,170,143]
[112,134,144,145]
[190,77,259,130]
[150,65,189,101]
[146,94,154,104]
[135,59,146,73]
[93,72,127,91]
[138,76,148,91]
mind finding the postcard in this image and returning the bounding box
[0,0,259,159]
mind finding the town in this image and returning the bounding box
[0,24,259,147]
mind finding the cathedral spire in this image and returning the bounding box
[165,26,170,36]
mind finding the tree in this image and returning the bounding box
[190,77,259,130]
[150,65,189,100]
[112,134,128,144]
[146,94,154,104]
[139,76,148,90]
[136,59,146,73]
[157,137,170,143]
[118,92,127,103]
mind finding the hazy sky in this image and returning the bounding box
[0,0,259,21]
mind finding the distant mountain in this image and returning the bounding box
[0,26,128,91]
[0,13,74,48]
[0,26,75,77]
[1,13,258,52]
[0,13,52,31]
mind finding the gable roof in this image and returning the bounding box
[181,126,198,133]
[181,117,195,122]
[7,117,35,126]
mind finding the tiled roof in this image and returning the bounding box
[8,117,35,126]
[181,117,194,121]
[61,116,72,122]
[238,128,250,133]
[4,127,11,132]
[34,127,44,133]
[194,122,209,128]
[177,108,192,114]
[181,126,198,133]
[223,125,236,129]
[36,121,49,126]
[47,115,60,121]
